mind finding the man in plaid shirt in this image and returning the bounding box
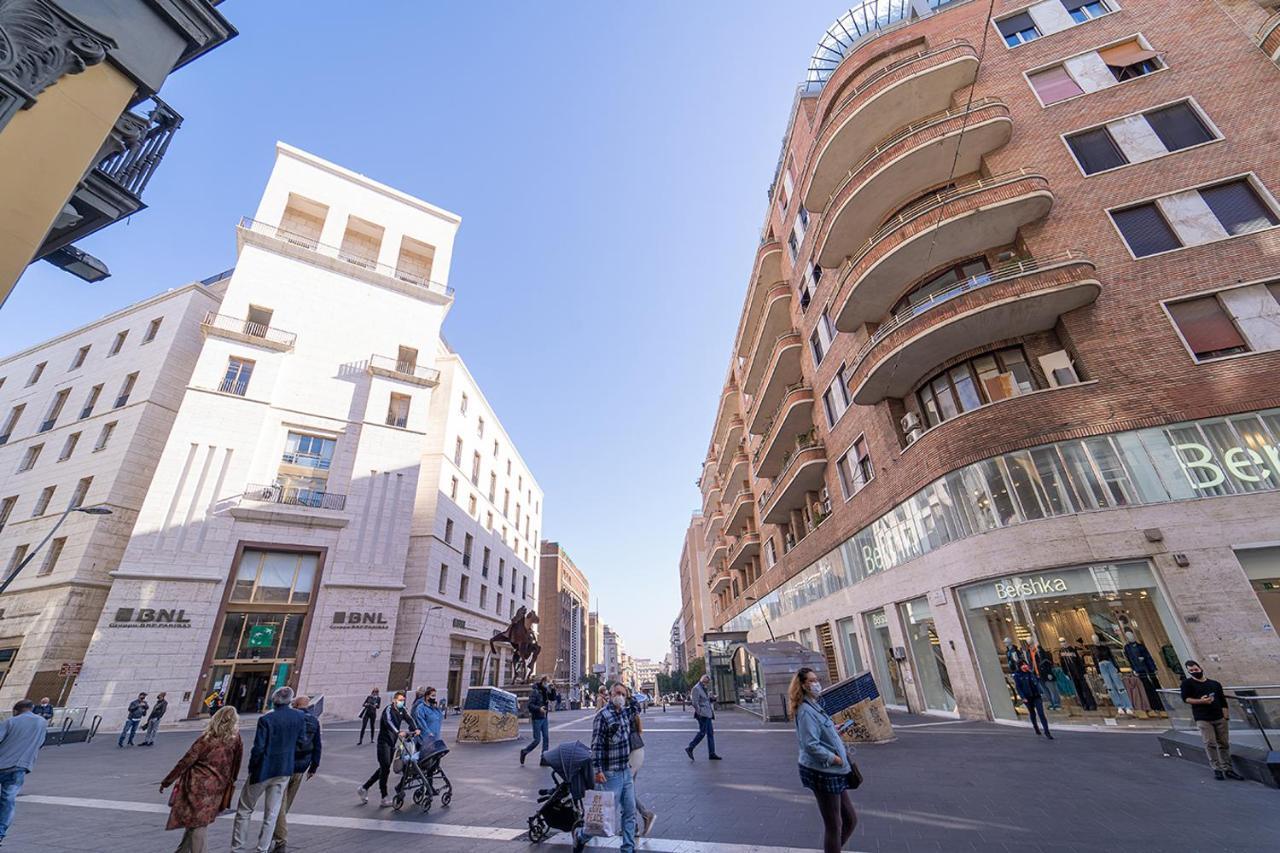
[574,683,637,852]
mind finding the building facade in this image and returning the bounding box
[669,617,685,672]
[678,511,712,667]
[693,0,1280,727]
[587,610,604,675]
[602,624,621,683]
[537,541,589,685]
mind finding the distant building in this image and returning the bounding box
[602,624,621,683]
[587,610,604,675]
[669,618,685,672]
[677,511,712,668]
[538,541,589,685]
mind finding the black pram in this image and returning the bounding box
[391,736,452,813]
[527,740,593,843]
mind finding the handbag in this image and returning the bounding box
[846,761,863,790]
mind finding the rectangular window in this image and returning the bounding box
[93,421,116,451]
[32,486,55,516]
[386,392,411,427]
[488,472,497,501]
[1062,0,1109,23]
[482,547,491,577]
[480,584,488,609]
[460,392,468,415]
[1167,296,1249,360]
[395,345,418,374]
[59,431,81,461]
[1029,65,1083,104]
[493,440,499,457]
[463,533,473,567]
[35,536,64,576]
[18,444,42,472]
[1099,40,1162,81]
[80,385,101,419]
[142,317,163,343]
[810,310,835,365]
[0,404,24,443]
[114,372,138,408]
[496,593,503,614]
[219,359,251,397]
[1200,180,1279,237]
[454,437,463,466]
[837,437,874,498]
[477,417,485,438]
[6,545,29,577]
[917,347,1038,427]
[40,388,70,432]
[486,511,493,530]
[1112,203,1181,257]
[467,493,477,516]
[471,452,481,485]
[823,366,852,427]
[1066,127,1127,175]
[459,574,470,601]
[444,518,454,544]
[522,576,528,599]
[69,476,92,508]
[1144,102,1213,152]
[438,564,449,595]
[26,362,46,386]
[0,497,16,532]
[108,331,127,356]
[450,477,459,500]
[70,345,90,370]
[997,12,1039,47]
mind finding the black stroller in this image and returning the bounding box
[391,736,453,814]
[528,740,593,843]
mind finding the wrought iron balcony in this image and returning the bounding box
[242,483,346,511]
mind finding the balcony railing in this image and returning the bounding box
[759,432,825,511]
[202,312,298,348]
[239,218,454,298]
[368,354,441,385]
[281,452,332,470]
[852,251,1092,369]
[96,97,182,198]
[243,483,346,511]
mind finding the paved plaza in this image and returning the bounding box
[8,706,1279,852]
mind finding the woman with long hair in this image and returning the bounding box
[790,666,857,853]
[160,705,243,852]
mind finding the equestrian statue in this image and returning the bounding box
[490,606,541,683]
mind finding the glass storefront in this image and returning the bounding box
[961,561,1190,725]
[865,609,905,705]
[900,597,955,712]
[835,616,864,678]
[1236,547,1280,630]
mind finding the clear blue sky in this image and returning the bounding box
[0,1,844,660]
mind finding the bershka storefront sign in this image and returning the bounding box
[332,611,389,629]
[1174,441,1280,490]
[109,607,193,628]
[994,576,1068,600]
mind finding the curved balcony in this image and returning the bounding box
[761,443,828,525]
[1260,11,1280,60]
[701,477,723,517]
[737,241,786,358]
[804,40,980,211]
[711,382,741,447]
[850,253,1100,405]
[741,284,794,396]
[709,567,732,594]
[703,510,725,546]
[725,486,756,534]
[815,99,1012,267]
[725,448,750,489]
[728,531,762,573]
[747,333,804,435]
[709,536,729,565]
[754,387,817,479]
[832,171,1054,332]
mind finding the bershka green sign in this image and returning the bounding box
[247,624,277,648]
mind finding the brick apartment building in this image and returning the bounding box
[687,0,1280,727]
[537,541,590,685]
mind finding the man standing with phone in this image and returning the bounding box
[1180,660,1243,781]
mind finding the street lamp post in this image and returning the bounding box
[405,604,444,695]
[0,505,112,597]
[744,595,776,642]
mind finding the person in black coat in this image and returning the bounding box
[357,688,380,746]
[272,694,323,851]
[356,691,417,807]
[1013,664,1052,739]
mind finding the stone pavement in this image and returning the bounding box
[7,706,1279,852]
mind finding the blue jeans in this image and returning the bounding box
[0,767,26,839]
[578,768,636,853]
[118,717,140,746]
[521,717,549,756]
[687,715,716,756]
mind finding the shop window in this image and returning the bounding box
[1167,296,1250,360]
[900,597,955,712]
[997,12,1040,47]
[893,257,991,314]
[916,346,1037,428]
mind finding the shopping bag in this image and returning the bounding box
[582,788,618,837]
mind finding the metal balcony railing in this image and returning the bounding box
[280,452,331,470]
[239,218,455,298]
[243,483,346,511]
[202,312,298,348]
[96,98,183,198]
[368,354,441,384]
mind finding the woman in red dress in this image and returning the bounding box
[160,705,242,852]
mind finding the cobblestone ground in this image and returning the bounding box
[8,706,1279,852]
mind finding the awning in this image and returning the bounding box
[1098,42,1160,67]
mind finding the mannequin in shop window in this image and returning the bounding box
[1090,633,1133,716]
[1032,645,1061,710]
[1123,630,1165,713]
[1057,637,1096,711]
[1003,638,1024,674]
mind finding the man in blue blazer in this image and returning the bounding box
[231,686,307,853]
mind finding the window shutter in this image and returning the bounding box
[1167,297,1248,358]
[1199,180,1279,236]
[1029,66,1084,104]
[1112,203,1181,257]
[1067,127,1128,174]
[1098,41,1160,67]
[1145,103,1213,152]
[997,13,1036,38]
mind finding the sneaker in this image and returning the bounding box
[684,746,694,761]
[356,786,369,804]
[709,754,723,760]
[1045,732,1054,740]
[1213,770,1225,780]
[1225,769,1245,781]
[642,811,657,837]
[519,749,527,766]
[379,797,392,807]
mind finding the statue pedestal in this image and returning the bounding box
[457,686,519,743]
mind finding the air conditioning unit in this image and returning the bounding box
[900,412,921,433]
[905,428,924,446]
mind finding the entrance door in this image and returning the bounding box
[447,669,462,708]
[227,665,272,714]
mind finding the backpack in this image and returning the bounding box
[295,713,318,758]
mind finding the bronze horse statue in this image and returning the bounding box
[490,606,540,683]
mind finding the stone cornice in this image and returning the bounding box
[0,0,115,127]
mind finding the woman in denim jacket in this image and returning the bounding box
[791,667,858,852]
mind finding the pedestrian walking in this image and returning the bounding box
[356,690,418,807]
[791,667,858,853]
[573,684,637,853]
[271,695,322,853]
[230,686,307,853]
[118,691,149,748]
[626,688,656,837]
[159,705,242,853]
[140,691,169,746]
[1013,664,1053,739]
[684,674,721,761]
[1180,660,1243,781]
[31,699,53,723]
[412,686,444,746]
[357,687,380,746]
[519,676,550,765]
[0,699,48,847]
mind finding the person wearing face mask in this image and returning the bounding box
[357,687,380,746]
[356,691,418,807]
[1013,664,1052,739]
[684,673,722,761]
[413,686,444,747]
[1180,660,1243,781]
[791,667,857,853]
[573,684,637,853]
[519,676,552,765]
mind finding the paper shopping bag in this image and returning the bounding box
[582,788,618,837]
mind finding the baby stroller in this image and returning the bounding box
[391,736,453,814]
[528,740,592,843]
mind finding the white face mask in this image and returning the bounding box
[807,682,823,697]
[611,695,626,708]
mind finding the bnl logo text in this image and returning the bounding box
[332,611,388,625]
[114,608,191,623]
